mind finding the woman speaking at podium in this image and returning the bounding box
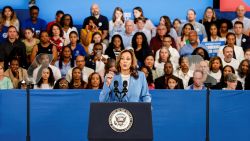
[99,49,151,102]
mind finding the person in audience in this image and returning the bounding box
[0,6,20,31]
[188,60,217,86]
[100,49,151,102]
[55,46,74,78]
[68,31,87,60]
[159,15,178,42]
[200,7,217,36]
[34,67,55,89]
[121,20,135,48]
[155,35,180,68]
[82,3,109,41]
[85,43,108,79]
[135,17,152,44]
[233,21,250,51]
[22,28,40,65]
[132,32,152,67]
[154,47,171,77]
[218,19,232,40]
[33,53,61,83]
[155,61,184,89]
[191,47,210,61]
[109,7,125,39]
[202,22,224,42]
[236,59,249,89]
[60,14,78,45]
[0,26,27,70]
[179,30,207,56]
[218,32,244,62]
[46,10,64,32]
[104,58,117,76]
[178,9,207,40]
[4,58,28,89]
[69,67,87,89]
[133,6,156,36]
[0,64,13,89]
[244,62,250,90]
[53,78,69,89]
[80,16,101,50]
[140,65,155,89]
[186,69,206,90]
[221,46,240,70]
[214,65,242,90]
[144,54,158,80]
[22,6,47,37]
[105,34,125,60]
[165,75,180,89]
[244,48,250,61]
[86,72,103,89]
[31,31,58,64]
[88,32,107,54]
[232,5,250,35]
[177,23,194,49]
[150,25,168,53]
[222,73,238,90]
[173,18,182,35]
[49,23,65,55]
[209,56,223,82]
[66,55,94,83]
[174,56,193,88]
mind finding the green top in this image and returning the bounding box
[0,77,13,89]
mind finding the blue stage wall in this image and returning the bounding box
[0,90,250,141]
[0,0,213,25]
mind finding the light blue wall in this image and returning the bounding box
[1,0,213,25]
[0,0,27,9]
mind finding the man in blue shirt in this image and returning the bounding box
[179,30,207,56]
[21,6,47,37]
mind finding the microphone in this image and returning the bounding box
[122,80,128,98]
[113,80,120,100]
[114,80,119,88]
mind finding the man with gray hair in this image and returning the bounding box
[82,3,109,40]
[121,20,135,48]
[186,69,206,90]
[188,60,217,86]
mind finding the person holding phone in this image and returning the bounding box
[99,49,151,102]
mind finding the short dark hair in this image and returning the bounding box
[29,5,39,12]
[56,10,64,16]
[234,21,244,28]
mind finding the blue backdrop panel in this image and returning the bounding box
[0,90,250,141]
[36,0,213,25]
[0,0,27,9]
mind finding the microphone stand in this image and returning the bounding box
[26,82,31,141]
[113,81,128,102]
[204,83,211,141]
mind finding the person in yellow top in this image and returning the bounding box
[80,16,101,54]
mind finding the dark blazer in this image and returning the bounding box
[240,34,250,51]
[155,75,184,89]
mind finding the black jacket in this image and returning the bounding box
[0,39,27,70]
[240,34,250,51]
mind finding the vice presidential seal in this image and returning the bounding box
[109,108,133,132]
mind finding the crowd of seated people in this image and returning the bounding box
[0,3,250,90]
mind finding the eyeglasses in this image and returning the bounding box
[59,83,68,86]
